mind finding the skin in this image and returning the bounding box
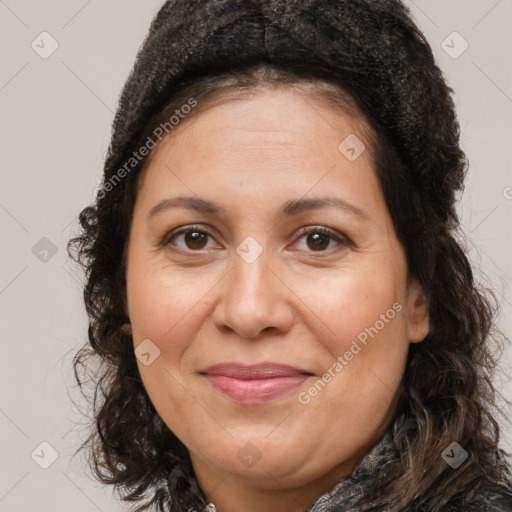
[125,86,429,512]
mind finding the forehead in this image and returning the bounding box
[132,87,384,223]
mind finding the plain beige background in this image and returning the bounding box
[1,1,511,511]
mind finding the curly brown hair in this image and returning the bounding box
[67,1,512,511]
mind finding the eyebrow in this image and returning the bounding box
[146,195,369,221]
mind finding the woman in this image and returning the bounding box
[68,0,512,511]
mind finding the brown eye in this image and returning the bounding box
[305,232,331,251]
[294,226,348,253]
[162,225,215,251]
[181,230,209,250]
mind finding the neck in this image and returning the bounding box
[188,404,399,511]
[190,454,361,512]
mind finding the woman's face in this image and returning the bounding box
[125,87,429,500]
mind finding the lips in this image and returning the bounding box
[199,363,313,404]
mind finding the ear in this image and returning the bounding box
[405,278,429,343]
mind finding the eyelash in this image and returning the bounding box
[159,224,349,254]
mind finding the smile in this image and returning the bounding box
[199,363,313,404]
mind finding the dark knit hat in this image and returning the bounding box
[103,0,464,227]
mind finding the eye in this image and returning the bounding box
[160,225,217,251]
[292,226,348,253]
[160,224,349,254]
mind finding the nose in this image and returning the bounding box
[211,247,294,339]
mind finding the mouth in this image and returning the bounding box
[199,363,314,404]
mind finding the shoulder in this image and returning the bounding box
[409,473,512,512]
[466,462,512,511]
[439,484,512,512]
[477,488,512,511]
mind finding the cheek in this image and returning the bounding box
[126,267,217,442]
[128,269,207,353]
[295,265,409,415]
[293,263,405,355]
